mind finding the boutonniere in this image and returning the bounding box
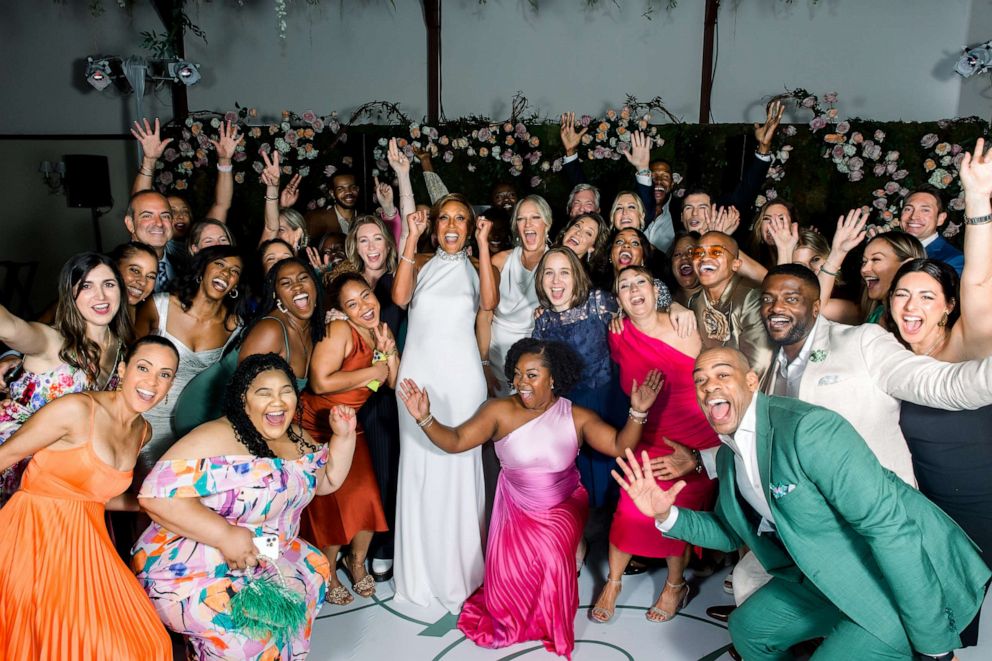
[770,483,796,499]
[809,349,828,363]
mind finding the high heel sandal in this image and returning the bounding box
[338,555,376,599]
[589,578,622,623]
[646,580,690,623]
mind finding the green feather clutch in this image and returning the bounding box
[229,568,307,641]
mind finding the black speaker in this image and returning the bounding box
[63,154,113,209]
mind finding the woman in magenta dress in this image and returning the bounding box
[398,338,661,659]
[592,264,721,624]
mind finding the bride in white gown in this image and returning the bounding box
[391,193,500,612]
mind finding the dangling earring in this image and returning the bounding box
[938,311,949,327]
[229,288,239,299]
[163,392,169,406]
[276,299,288,314]
[550,378,555,391]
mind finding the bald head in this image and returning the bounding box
[699,231,739,256]
[693,347,759,435]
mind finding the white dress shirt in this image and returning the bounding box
[657,396,776,534]
[772,315,822,398]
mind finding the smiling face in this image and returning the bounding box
[650,162,673,205]
[890,271,954,351]
[759,203,792,245]
[760,274,820,350]
[355,223,388,271]
[200,255,243,301]
[274,261,317,321]
[514,200,549,251]
[261,243,294,275]
[693,348,759,436]
[681,193,712,232]
[899,192,946,240]
[491,183,518,212]
[192,224,231,254]
[118,343,178,412]
[540,252,576,312]
[568,189,598,218]
[611,193,643,231]
[691,232,740,290]
[512,352,555,410]
[244,369,298,442]
[126,193,174,250]
[861,238,905,301]
[561,217,599,258]
[117,251,158,307]
[611,229,645,272]
[672,235,699,290]
[74,264,122,326]
[435,200,472,254]
[338,278,380,329]
[167,196,193,239]
[615,267,657,320]
[332,174,359,209]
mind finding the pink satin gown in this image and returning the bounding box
[457,397,588,660]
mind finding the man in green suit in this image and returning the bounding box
[613,347,990,660]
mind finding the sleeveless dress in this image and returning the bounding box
[458,398,588,660]
[394,250,486,612]
[298,324,387,549]
[0,396,171,660]
[608,322,721,557]
[0,361,89,507]
[141,293,240,469]
[132,448,331,660]
[899,402,992,647]
[489,246,542,396]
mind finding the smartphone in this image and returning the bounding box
[253,533,279,561]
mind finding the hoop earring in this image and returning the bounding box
[276,299,288,314]
[196,275,203,284]
[229,288,239,300]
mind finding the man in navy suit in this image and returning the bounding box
[899,186,964,274]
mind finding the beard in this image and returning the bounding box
[766,316,813,347]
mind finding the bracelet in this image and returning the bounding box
[635,168,651,177]
[139,167,154,176]
[216,163,233,173]
[264,194,279,201]
[399,255,415,265]
[400,193,415,199]
[481,359,490,367]
[818,263,839,277]
[628,407,647,419]
[628,413,647,425]
[417,413,434,428]
[964,213,992,225]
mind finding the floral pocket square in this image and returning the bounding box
[770,483,796,499]
[817,375,840,386]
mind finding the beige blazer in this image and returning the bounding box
[760,317,992,486]
[690,275,775,379]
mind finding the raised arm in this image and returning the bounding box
[818,207,868,308]
[205,120,241,223]
[955,138,992,357]
[475,216,501,311]
[259,150,282,244]
[0,303,56,358]
[397,378,499,453]
[391,209,429,308]
[317,405,358,494]
[560,112,589,186]
[414,145,450,204]
[129,118,172,194]
[578,370,662,457]
[373,175,402,245]
[308,321,388,394]
[388,139,417,254]
[624,130,655,216]
[767,215,799,266]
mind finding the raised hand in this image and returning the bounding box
[698,204,715,233]
[374,175,395,214]
[281,173,302,208]
[475,215,492,247]
[305,246,330,272]
[624,130,651,172]
[398,378,431,421]
[329,405,358,436]
[560,112,588,157]
[709,205,741,236]
[959,137,992,199]
[612,448,687,521]
[260,150,281,187]
[768,214,799,260]
[650,438,700,481]
[831,207,869,256]
[406,209,429,240]
[209,120,242,161]
[387,138,410,175]
[130,118,173,159]
[754,100,785,154]
[372,322,396,355]
[630,369,664,413]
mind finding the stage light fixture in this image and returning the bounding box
[85,57,114,91]
[169,59,201,86]
[955,40,992,78]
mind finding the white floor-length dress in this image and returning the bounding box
[488,245,541,396]
[393,250,486,613]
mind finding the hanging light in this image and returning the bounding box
[85,57,114,91]
[955,40,992,78]
[169,59,201,86]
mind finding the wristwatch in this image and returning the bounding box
[964,213,992,225]
[691,448,703,474]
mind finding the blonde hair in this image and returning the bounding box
[345,214,398,274]
[510,195,554,245]
[608,191,646,230]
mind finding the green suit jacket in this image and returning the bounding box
[667,393,990,654]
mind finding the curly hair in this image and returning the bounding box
[257,257,327,346]
[54,252,134,384]
[169,244,245,327]
[503,338,583,397]
[223,353,304,458]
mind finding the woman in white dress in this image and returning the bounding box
[391,193,500,612]
[479,195,551,397]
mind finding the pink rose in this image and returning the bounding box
[873,129,885,141]
[920,133,939,149]
[892,169,908,180]
[836,121,851,135]
[873,164,887,176]
[579,115,592,127]
[224,111,238,123]
[823,92,838,103]
[302,111,317,124]
[873,198,888,210]
[810,116,828,132]
[801,96,816,108]
[884,182,900,194]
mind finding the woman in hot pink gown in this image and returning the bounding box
[397,338,662,659]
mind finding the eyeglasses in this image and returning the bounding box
[690,245,733,260]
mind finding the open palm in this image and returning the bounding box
[612,449,686,521]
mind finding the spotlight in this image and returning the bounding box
[85,57,114,91]
[169,59,201,86]
[955,40,992,78]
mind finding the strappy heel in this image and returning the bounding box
[646,580,690,623]
[589,578,622,623]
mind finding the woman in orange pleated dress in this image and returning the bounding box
[299,271,397,605]
[0,336,178,660]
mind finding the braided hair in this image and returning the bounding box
[223,352,306,458]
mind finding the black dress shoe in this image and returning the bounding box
[706,604,736,622]
[727,645,742,660]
